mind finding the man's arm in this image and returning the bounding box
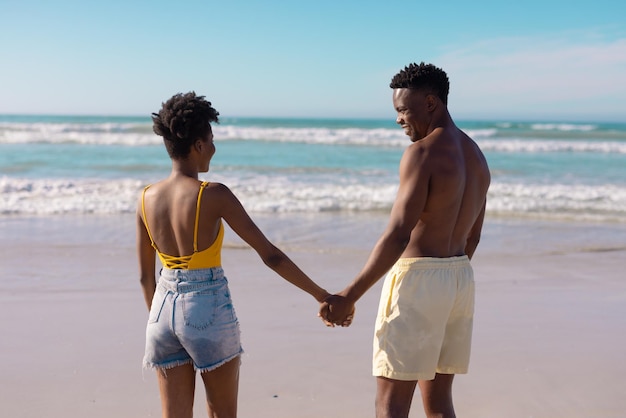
[322,144,432,324]
[465,199,486,260]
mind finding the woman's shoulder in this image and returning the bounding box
[202,181,229,190]
[201,181,233,197]
[138,179,167,197]
[202,182,243,210]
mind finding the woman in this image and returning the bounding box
[136,92,331,418]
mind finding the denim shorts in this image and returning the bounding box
[143,267,243,373]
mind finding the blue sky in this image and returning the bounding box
[1,0,625,121]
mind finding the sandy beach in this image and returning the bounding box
[1,213,625,417]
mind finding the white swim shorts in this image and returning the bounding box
[373,256,474,381]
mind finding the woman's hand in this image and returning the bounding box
[318,294,355,327]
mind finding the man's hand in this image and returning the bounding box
[318,294,355,327]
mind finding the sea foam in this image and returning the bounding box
[2,176,625,222]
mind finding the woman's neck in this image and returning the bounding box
[170,159,199,180]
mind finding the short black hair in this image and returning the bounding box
[152,92,220,159]
[390,62,450,105]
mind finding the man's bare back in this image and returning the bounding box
[399,124,490,259]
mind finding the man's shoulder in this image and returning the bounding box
[410,126,462,154]
[423,124,465,143]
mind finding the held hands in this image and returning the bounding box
[318,293,355,327]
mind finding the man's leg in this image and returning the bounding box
[375,376,417,418]
[417,373,456,418]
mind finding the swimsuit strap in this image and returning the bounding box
[141,185,158,250]
[193,182,209,253]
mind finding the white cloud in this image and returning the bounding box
[437,32,626,120]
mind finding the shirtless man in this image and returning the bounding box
[320,62,490,418]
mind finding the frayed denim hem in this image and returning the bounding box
[143,358,194,373]
[197,349,243,374]
[143,349,243,375]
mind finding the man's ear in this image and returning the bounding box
[426,94,438,112]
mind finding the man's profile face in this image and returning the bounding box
[392,88,431,142]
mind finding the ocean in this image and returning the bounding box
[1,115,625,224]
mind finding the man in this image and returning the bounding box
[321,62,490,418]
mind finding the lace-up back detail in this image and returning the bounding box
[141,182,223,269]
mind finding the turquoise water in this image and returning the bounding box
[1,115,625,222]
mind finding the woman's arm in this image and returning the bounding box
[214,184,330,303]
[136,200,157,310]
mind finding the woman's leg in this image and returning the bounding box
[157,363,196,418]
[200,357,240,418]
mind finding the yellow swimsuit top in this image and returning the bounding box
[142,181,223,269]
